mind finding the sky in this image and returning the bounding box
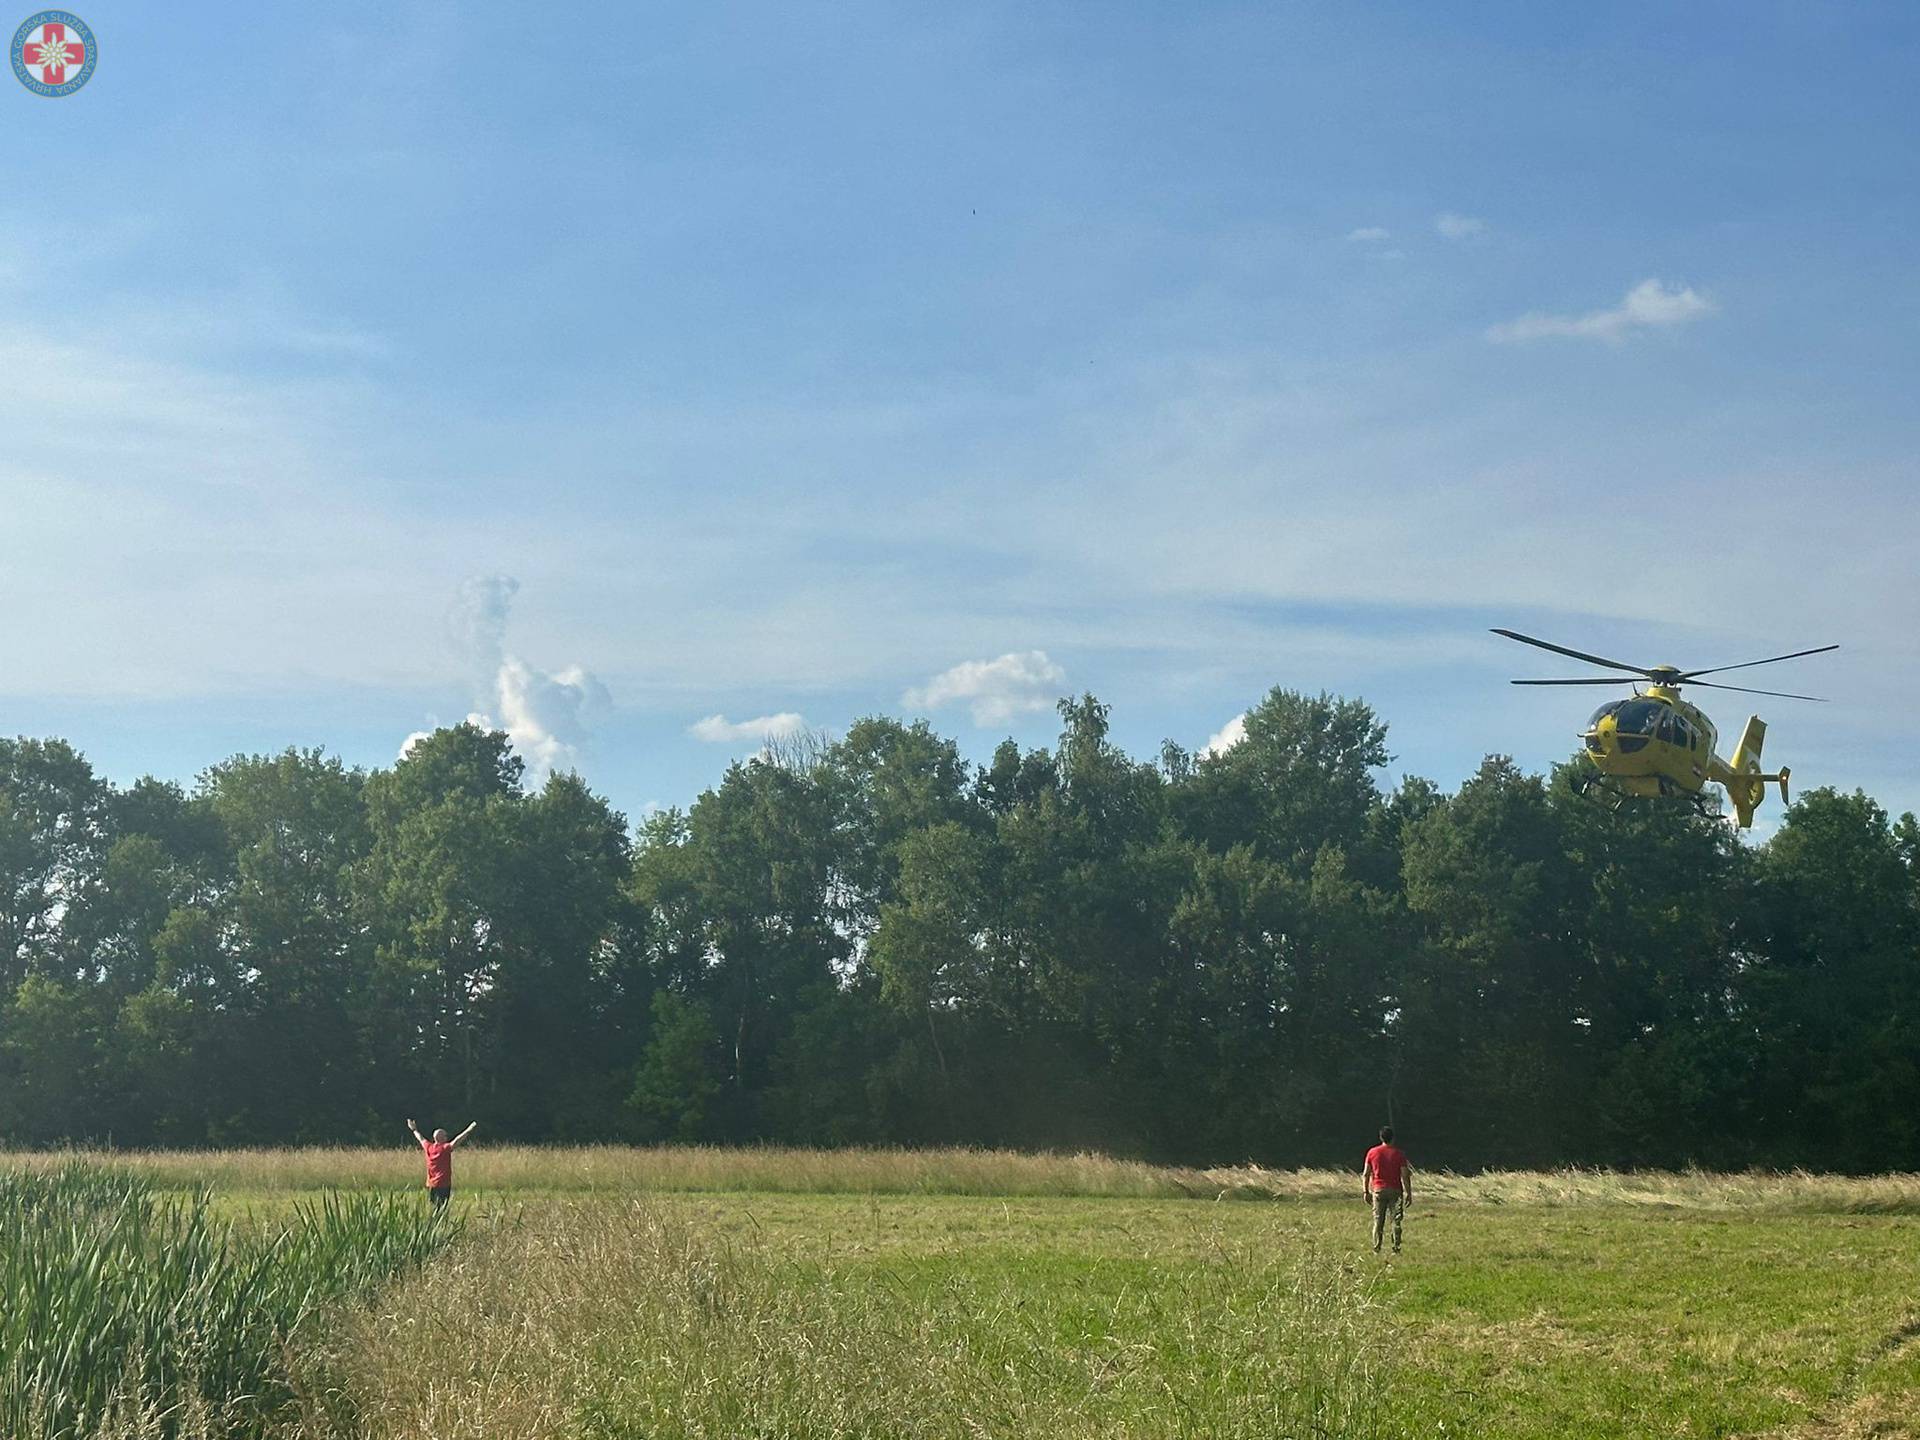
[4,2,1917,829]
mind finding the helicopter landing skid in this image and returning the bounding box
[1570,767,1715,820]
[1570,769,1632,812]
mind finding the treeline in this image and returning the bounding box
[2,690,1916,1170]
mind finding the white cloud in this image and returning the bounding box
[492,658,611,780]
[1488,278,1714,344]
[1346,226,1391,242]
[903,650,1065,726]
[1203,713,1247,757]
[1436,212,1488,240]
[689,711,808,744]
[426,575,610,783]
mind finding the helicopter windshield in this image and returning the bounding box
[1610,700,1666,736]
[1585,698,1665,733]
[1586,697,1666,755]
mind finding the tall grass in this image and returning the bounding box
[0,1165,456,1439]
[1190,1163,1920,1212]
[1,1145,1189,1198]
[11,1145,1920,1213]
[299,1200,1398,1440]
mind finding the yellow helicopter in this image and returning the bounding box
[1493,629,1837,827]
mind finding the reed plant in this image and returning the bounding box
[0,1164,456,1439]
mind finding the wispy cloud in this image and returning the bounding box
[450,575,518,680]
[903,650,1065,726]
[1346,226,1391,242]
[1436,212,1487,240]
[688,711,808,744]
[1488,278,1713,343]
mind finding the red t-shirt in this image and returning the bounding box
[422,1141,453,1190]
[1364,1143,1408,1192]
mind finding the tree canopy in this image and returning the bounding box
[2,695,1915,1170]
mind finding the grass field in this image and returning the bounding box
[3,1149,1918,1438]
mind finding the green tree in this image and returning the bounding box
[820,716,975,947]
[1743,789,1920,1169]
[628,990,725,1141]
[678,757,845,1131]
[1551,766,1748,1165]
[0,738,108,994]
[202,748,377,1140]
[1401,756,1579,1164]
[360,725,524,1117]
[870,820,996,1091]
[1177,690,1390,870]
[112,986,212,1145]
[490,772,633,1137]
[0,975,106,1142]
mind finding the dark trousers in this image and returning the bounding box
[429,1185,452,1210]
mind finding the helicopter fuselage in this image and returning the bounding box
[1580,683,1780,824]
[1581,684,1718,798]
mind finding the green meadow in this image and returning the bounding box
[4,1149,1918,1439]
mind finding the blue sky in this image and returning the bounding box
[5,2,1916,827]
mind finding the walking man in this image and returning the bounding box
[407,1117,478,1209]
[1363,1124,1412,1254]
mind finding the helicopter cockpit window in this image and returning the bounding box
[1671,716,1694,749]
[1610,699,1662,753]
[1612,701,1663,736]
[1586,700,1625,729]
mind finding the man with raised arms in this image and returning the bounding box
[407,1116,478,1208]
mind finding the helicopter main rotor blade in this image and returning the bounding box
[1490,629,1652,677]
[1686,680,1828,702]
[1508,678,1635,686]
[1679,643,1839,679]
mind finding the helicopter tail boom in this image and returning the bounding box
[1726,716,1768,827]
